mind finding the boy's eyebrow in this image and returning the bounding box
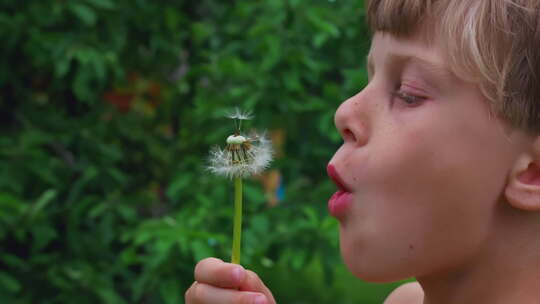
[366,53,455,82]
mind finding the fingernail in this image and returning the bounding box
[254,295,267,304]
[232,267,244,282]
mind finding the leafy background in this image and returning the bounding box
[0,0,407,303]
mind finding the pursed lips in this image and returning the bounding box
[327,164,352,193]
[327,163,354,218]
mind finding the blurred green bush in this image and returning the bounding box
[0,0,398,303]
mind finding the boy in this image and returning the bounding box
[185,0,540,303]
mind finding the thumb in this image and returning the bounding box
[239,269,276,304]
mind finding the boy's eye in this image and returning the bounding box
[393,90,426,106]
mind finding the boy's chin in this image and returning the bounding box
[345,261,412,283]
[340,245,413,283]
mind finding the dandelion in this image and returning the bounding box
[207,108,273,264]
[227,107,253,121]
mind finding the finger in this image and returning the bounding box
[240,270,276,304]
[194,257,246,288]
[186,282,268,304]
[184,281,197,303]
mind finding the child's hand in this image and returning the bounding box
[185,257,276,304]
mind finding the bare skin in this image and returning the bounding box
[184,258,276,304]
[383,282,423,304]
[330,31,540,304]
[185,30,540,304]
[185,258,422,304]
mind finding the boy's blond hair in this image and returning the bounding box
[366,0,540,133]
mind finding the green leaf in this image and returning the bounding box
[0,193,26,223]
[31,224,58,250]
[96,288,126,304]
[86,0,115,10]
[92,56,106,83]
[69,3,97,26]
[166,175,191,200]
[73,66,95,102]
[0,254,27,270]
[313,33,328,48]
[192,22,212,42]
[66,166,98,204]
[0,272,21,293]
[191,239,213,261]
[55,57,72,78]
[290,249,308,270]
[302,207,318,225]
[29,189,57,218]
[159,279,180,304]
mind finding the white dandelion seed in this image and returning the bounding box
[207,131,273,179]
[226,107,253,121]
[207,112,273,179]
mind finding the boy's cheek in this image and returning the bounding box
[337,142,497,271]
[340,193,490,282]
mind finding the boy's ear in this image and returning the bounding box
[505,138,540,211]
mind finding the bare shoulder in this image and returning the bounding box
[383,282,424,304]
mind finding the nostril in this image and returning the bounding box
[342,128,357,142]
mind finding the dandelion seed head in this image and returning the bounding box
[207,108,273,179]
[226,135,247,145]
[207,132,273,179]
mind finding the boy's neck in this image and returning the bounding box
[418,202,540,304]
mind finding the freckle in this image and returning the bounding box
[409,244,414,250]
[353,177,357,181]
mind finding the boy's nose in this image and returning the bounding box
[334,91,369,146]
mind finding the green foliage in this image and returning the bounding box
[0,0,391,303]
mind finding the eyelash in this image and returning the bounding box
[393,90,426,106]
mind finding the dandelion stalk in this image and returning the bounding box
[207,108,273,265]
[232,177,243,264]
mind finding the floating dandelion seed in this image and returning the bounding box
[206,108,273,264]
[227,107,253,121]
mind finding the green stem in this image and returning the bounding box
[231,177,243,264]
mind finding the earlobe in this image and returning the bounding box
[505,154,540,211]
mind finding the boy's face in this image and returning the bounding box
[329,32,526,282]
